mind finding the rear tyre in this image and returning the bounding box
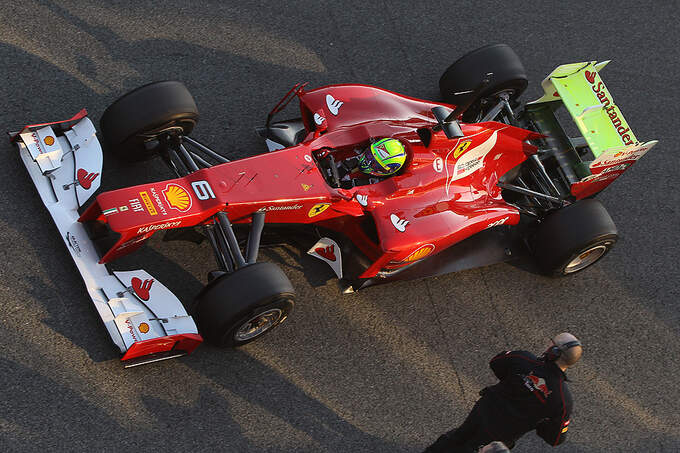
[194,262,295,347]
[100,81,199,161]
[531,199,618,276]
[439,44,528,122]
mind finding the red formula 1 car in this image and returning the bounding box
[11,44,656,366]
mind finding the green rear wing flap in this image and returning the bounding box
[526,60,657,198]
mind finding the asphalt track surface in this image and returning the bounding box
[0,1,678,452]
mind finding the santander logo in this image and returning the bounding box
[77,168,99,190]
[326,94,344,115]
[390,214,409,232]
[315,245,336,261]
[131,277,154,301]
[306,238,343,279]
[584,70,596,84]
[584,69,634,146]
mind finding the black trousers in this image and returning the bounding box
[424,400,516,453]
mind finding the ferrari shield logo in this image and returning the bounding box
[453,140,472,159]
[308,203,331,217]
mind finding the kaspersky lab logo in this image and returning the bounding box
[163,183,192,212]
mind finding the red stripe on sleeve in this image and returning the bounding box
[554,378,567,446]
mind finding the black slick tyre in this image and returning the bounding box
[532,199,618,276]
[194,262,295,347]
[439,44,528,122]
[100,81,198,161]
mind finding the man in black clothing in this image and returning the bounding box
[424,333,583,452]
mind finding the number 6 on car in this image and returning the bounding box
[191,180,215,200]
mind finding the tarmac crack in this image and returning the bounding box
[478,268,507,336]
[424,279,466,398]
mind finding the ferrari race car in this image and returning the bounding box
[11,44,657,366]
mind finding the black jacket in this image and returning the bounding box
[479,350,573,446]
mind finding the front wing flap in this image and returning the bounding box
[12,115,201,365]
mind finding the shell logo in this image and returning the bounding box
[44,136,55,146]
[138,322,150,334]
[163,184,192,212]
[403,244,435,263]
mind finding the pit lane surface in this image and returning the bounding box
[0,1,678,451]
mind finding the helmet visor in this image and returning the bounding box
[358,150,386,175]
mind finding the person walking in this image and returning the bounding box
[424,333,583,452]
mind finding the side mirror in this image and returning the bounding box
[431,106,464,139]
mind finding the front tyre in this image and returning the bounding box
[194,263,295,347]
[531,200,618,276]
[100,81,199,161]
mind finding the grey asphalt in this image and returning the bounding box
[0,1,678,452]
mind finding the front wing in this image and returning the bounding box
[11,115,202,367]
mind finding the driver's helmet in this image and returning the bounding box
[358,138,406,176]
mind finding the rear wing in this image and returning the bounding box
[527,61,657,199]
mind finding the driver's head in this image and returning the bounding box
[358,138,406,176]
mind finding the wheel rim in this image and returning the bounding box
[137,123,189,141]
[234,308,283,342]
[564,245,607,274]
[488,88,516,99]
